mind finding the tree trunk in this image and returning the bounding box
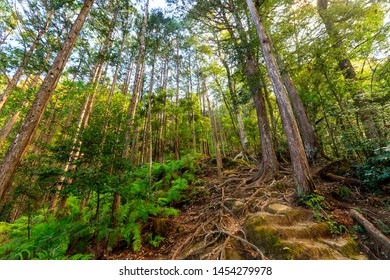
[204,80,223,177]
[141,44,158,164]
[122,0,149,159]
[246,0,315,195]
[159,58,169,163]
[0,111,20,148]
[220,54,249,155]
[278,59,322,162]
[53,6,117,214]
[174,39,181,160]
[227,8,279,181]
[0,0,94,203]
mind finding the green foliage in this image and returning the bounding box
[0,210,94,260]
[146,233,165,248]
[299,193,350,235]
[0,155,200,259]
[336,186,352,199]
[299,194,327,211]
[355,146,390,192]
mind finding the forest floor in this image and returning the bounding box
[106,157,390,260]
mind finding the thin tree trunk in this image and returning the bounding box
[0,0,94,203]
[122,60,134,96]
[263,78,279,148]
[216,34,249,155]
[0,111,21,148]
[246,0,315,195]
[142,44,158,164]
[159,58,169,163]
[122,0,149,159]
[174,39,181,160]
[204,80,223,177]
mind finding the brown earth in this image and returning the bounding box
[106,158,390,260]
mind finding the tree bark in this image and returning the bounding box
[219,52,249,155]
[0,111,21,148]
[350,209,390,258]
[0,0,94,203]
[122,0,149,159]
[279,61,322,162]
[141,44,158,164]
[246,0,315,195]
[174,39,181,160]
[159,58,169,163]
[204,80,223,177]
[227,7,279,180]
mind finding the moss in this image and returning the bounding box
[285,209,312,222]
[310,222,331,238]
[225,239,244,260]
[246,226,289,259]
[281,241,335,260]
[339,237,359,258]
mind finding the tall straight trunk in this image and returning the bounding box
[215,76,239,138]
[174,39,181,160]
[278,58,322,161]
[0,11,54,111]
[204,80,223,177]
[130,59,146,165]
[317,0,381,140]
[0,0,94,203]
[246,0,315,195]
[122,60,134,96]
[262,76,278,147]
[215,35,249,155]
[227,7,279,180]
[141,44,158,164]
[122,0,149,159]
[106,31,126,108]
[223,59,248,155]
[50,91,92,213]
[159,59,169,163]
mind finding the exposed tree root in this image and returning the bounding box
[207,229,265,259]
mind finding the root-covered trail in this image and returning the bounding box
[107,159,390,260]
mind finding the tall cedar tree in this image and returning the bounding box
[245,0,315,195]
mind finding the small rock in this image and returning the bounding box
[232,200,245,216]
[266,203,292,214]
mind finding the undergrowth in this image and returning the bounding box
[298,194,348,235]
[0,155,200,260]
[355,146,390,194]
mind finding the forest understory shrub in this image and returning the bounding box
[0,155,200,259]
[354,146,390,194]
